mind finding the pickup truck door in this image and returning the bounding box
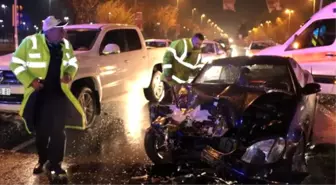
[283,19,336,76]
[98,29,128,100]
[123,29,148,91]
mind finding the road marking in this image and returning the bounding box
[10,138,35,152]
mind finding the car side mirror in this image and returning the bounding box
[102,43,120,55]
[302,83,321,95]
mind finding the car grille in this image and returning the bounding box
[0,94,23,104]
[0,70,21,85]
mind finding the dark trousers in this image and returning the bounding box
[34,91,67,167]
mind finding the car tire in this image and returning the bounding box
[73,87,97,129]
[144,128,172,164]
[144,70,165,102]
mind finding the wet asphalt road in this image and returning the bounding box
[0,87,153,184]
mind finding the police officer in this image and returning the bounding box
[10,16,86,178]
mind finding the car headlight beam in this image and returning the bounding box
[241,137,286,164]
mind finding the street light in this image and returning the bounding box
[108,12,111,21]
[201,14,206,24]
[285,9,294,36]
[310,0,316,14]
[1,4,7,15]
[64,17,69,21]
[0,19,3,23]
[192,8,196,18]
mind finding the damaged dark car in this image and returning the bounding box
[145,56,320,183]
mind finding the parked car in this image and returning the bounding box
[199,40,227,67]
[257,2,336,95]
[145,56,320,183]
[245,40,277,56]
[0,24,167,127]
[215,38,232,57]
[145,39,171,48]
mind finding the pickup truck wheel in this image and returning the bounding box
[75,87,97,129]
[144,71,165,102]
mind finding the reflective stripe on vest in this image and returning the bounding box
[66,53,71,59]
[28,53,41,59]
[163,64,172,69]
[166,47,197,70]
[172,75,187,84]
[30,35,37,49]
[63,57,78,69]
[180,39,188,61]
[63,39,70,49]
[26,62,46,68]
[196,54,201,64]
[12,57,26,65]
[13,66,26,75]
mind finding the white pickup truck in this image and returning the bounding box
[0,24,166,126]
[257,2,336,94]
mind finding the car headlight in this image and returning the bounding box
[241,137,286,164]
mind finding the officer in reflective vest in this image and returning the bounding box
[10,16,86,178]
[161,33,204,85]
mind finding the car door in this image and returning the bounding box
[289,59,316,141]
[98,29,128,100]
[123,29,147,91]
[283,19,336,76]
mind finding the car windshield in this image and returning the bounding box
[194,61,293,92]
[251,42,276,50]
[201,43,215,53]
[146,41,167,48]
[65,29,100,51]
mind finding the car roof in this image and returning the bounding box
[145,39,171,42]
[311,2,336,20]
[65,23,137,30]
[211,56,291,66]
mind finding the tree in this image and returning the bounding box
[96,0,135,24]
[152,5,177,37]
[64,0,102,23]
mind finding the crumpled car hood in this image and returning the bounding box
[190,84,270,113]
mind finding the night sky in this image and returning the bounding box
[0,0,334,36]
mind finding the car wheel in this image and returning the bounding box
[74,87,97,129]
[144,70,165,102]
[144,128,172,164]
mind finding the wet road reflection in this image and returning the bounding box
[0,92,335,184]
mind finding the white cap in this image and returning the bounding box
[42,16,68,32]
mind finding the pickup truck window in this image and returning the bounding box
[66,29,99,51]
[100,29,126,53]
[125,29,142,51]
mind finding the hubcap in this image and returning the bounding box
[152,74,164,100]
[78,91,94,126]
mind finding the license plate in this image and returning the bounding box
[0,88,11,96]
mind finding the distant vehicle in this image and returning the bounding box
[0,24,167,127]
[200,40,227,66]
[145,39,171,48]
[246,40,277,56]
[215,38,232,57]
[257,2,336,95]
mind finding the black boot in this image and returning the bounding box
[33,162,46,174]
[50,165,67,179]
